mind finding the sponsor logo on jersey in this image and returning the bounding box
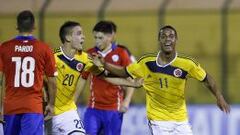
[173,68,182,77]
[76,63,84,71]
[112,55,119,62]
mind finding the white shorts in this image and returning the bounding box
[148,120,193,135]
[0,123,3,135]
[45,110,86,135]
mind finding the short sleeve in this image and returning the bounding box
[126,62,144,78]
[120,49,132,66]
[44,46,57,77]
[188,62,206,81]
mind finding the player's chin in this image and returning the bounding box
[163,48,173,53]
[75,47,82,51]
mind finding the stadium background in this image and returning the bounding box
[0,0,240,134]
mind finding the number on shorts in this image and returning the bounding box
[74,119,84,129]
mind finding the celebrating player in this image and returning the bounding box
[92,25,230,135]
[44,21,104,135]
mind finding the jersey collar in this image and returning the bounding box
[60,46,74,61]
[95,43,117,57]
[15,35,35,40]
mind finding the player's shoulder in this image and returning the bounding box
[177,53,199,66]
[117,44,129,51]
[137,52,158,63]
[1,38,16,46]
[33,39,49,46]
[116,44,129,51]
[33,39,53,51]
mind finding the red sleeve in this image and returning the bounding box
[0,46,3,71]
[120,49,132,66]
[44,45,57,77]
[81,71,90,79]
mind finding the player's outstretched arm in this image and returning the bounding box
[203,73,230,113]
[44,76,57,120]
[92,53,129,77]
[104,77,143,88]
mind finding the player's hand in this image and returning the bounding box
[119,100,130,113]
[44,104,54,121]
[133,78,144,88]
[92,53,104,67]
[216,95,230,114]
[0,112,4,124]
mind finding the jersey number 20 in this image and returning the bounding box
[12,57,35,87]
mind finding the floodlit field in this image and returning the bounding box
[0,10,240,104]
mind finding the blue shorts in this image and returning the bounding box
[83,108,123,135]
[4,113,44,135]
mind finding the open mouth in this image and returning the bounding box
[165,44,171,46]
[165,42,172,46]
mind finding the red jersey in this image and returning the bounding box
[0,36,56,114]
[82,44,132,110]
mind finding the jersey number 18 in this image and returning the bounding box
[12,57,35,88]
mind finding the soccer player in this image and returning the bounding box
[92,25,230,135]
[0,10,57,135]
[80,21,135,135]
[45,21,104,135]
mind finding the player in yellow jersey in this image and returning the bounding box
[92,25,230,135]
[45,21,104,135]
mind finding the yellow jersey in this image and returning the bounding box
[126,52,206,121]
[53,47,103,115]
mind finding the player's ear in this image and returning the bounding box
[65,35,71,42]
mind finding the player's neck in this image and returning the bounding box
[61,44,76,59]
[101,43,112,54]
[18,32,33,36]
[158,51,176,65]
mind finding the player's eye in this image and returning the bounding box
[160,35,166,39]
[75,31,82,36]
[169,34,175,39]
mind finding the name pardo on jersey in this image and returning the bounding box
[15,45,33,52]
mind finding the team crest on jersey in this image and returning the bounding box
[112,55,119,62]
[173,68,182,77]
[76,63,84,71]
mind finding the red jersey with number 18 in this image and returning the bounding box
[0,36,56,114]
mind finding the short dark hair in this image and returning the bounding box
[158,25,178,41]
[59,21,80,43]
[109,21,117,33]
[17,10,35,32]
[93,20,115,34]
